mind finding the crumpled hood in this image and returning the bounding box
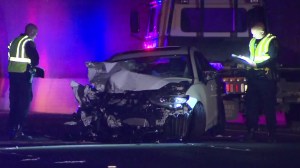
[86,62,191,93]
[108,69,191,93]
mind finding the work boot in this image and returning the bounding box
[8,127,33,141]
[11,131,33,141]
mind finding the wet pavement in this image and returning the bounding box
[1,112,300,167]
[1,142,300,168]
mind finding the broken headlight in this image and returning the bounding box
[150,95,190,108]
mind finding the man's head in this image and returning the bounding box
[25,23,38,39]
[251,22,266,40]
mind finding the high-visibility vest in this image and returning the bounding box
[8,35,32,73]
[249,33,276,64]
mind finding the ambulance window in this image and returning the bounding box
[181,8,247,32]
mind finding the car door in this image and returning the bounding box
[192,51,219,128]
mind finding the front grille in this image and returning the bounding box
[163,113,190,139]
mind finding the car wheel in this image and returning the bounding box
[187,102,206,141]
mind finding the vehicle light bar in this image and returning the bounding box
[223,77,247,94]
[209,62,223,71]
[150,0,162,7]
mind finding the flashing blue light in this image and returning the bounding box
[210,62,224,71]
[151,0,162,6]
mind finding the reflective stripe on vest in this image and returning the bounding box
[8,36,32,63]
[249,33,276,64]
[8,35,32,73]
[9,57,31,63]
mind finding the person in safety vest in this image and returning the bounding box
[244,22,278,142]
[7,23,39,140]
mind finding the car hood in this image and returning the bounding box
[86,62,191,93]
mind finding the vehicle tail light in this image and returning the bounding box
[223,77,247,94]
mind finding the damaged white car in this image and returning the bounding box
[68,46,225,142]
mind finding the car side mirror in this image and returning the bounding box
[130,10,139,33]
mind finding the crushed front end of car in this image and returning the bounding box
[67,58,197,142]
[69,80,197,142]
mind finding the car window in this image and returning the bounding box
[119,55,193,78]
[194,51,214,81]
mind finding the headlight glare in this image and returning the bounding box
[174,97,188,104]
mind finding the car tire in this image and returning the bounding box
[187,102,206,141]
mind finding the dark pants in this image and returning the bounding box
[8,72,33,136]
[245,76,277,134]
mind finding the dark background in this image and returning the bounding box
[0,0,299,114]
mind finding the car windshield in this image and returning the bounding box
[116,55,193,78]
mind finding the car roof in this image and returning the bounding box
[108,46,192,61]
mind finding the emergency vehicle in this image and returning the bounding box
[130,0,300,124]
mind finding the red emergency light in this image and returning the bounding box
[223,77,247,94]
[150,0,162,7]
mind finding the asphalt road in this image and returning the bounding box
[1,142,300,168]
[0,112,300,168]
